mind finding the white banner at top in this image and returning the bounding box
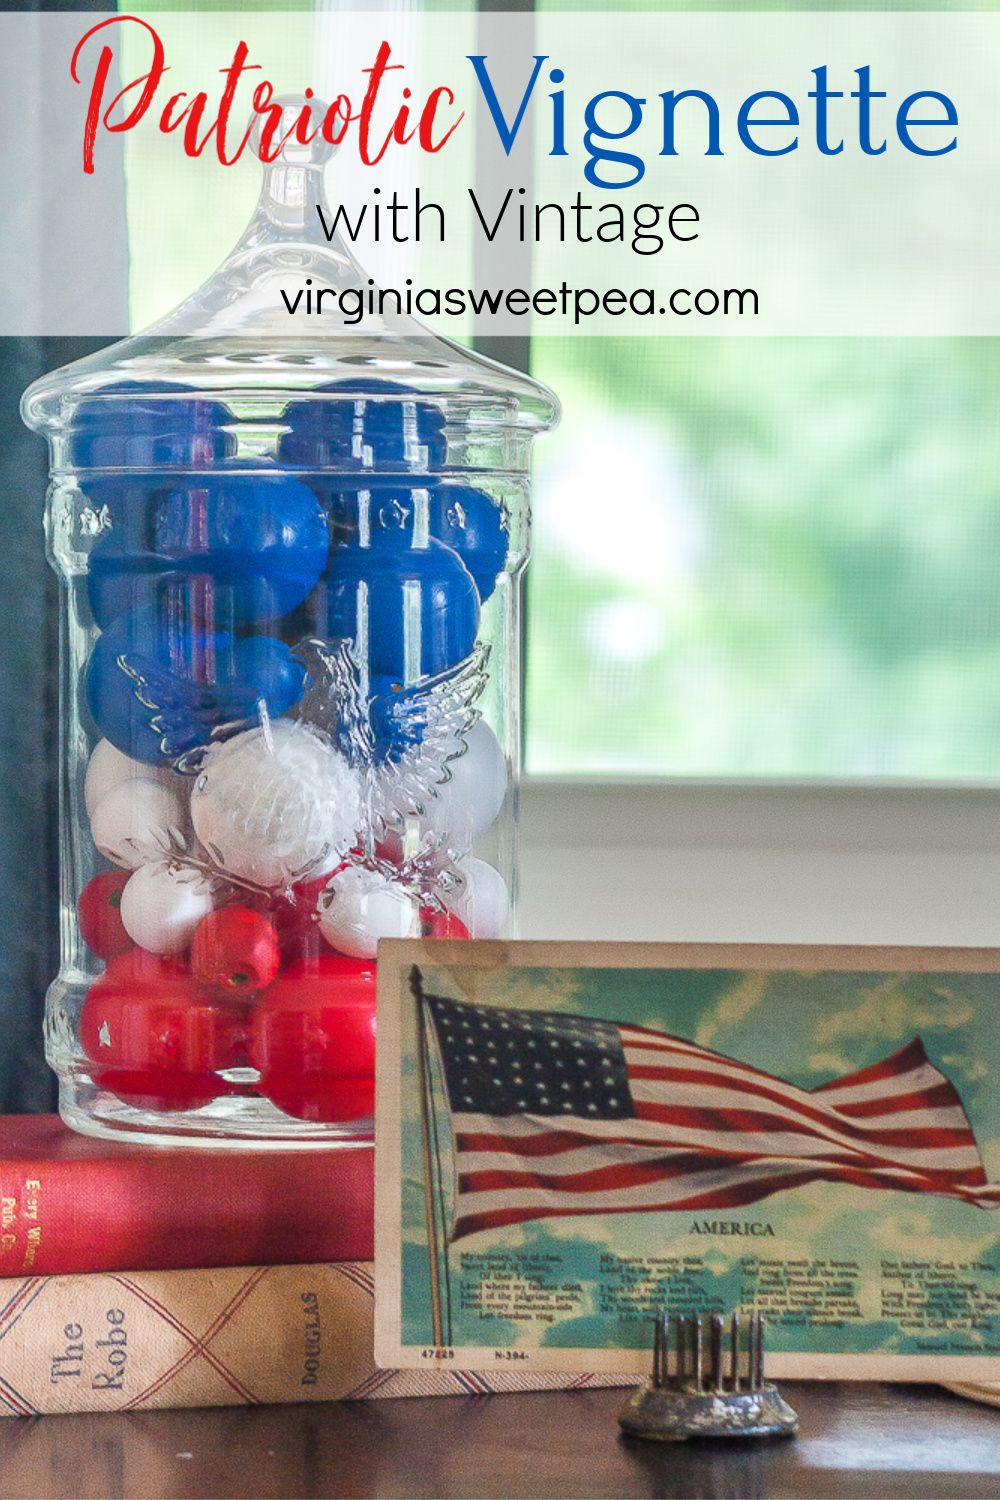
[1,11,996,335]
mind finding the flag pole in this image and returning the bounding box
[410,965,446,1348]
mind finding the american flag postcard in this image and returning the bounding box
[373,940,1000,1381]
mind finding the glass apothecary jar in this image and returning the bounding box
[21,112,558,1146]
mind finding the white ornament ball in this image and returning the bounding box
[382,720,506,855]
[90,778,187,869]
[85,739,184,818]
[447,856,509,939]
[119,861,214,954]
[318,866,420,959]
[190,720,360,888]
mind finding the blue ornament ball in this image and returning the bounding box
[297,484,508,603]
[426,486,508,602]
[278,381,448,468]
[75,479,168,533]
[84,564,292,638]
[365,674,425,762]
[318,534,479,681]
[85,474,329,629]
[69,385,235,468]
[84,608,307,767]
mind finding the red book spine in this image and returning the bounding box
[0,1116,373,1277]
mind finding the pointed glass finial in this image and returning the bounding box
[249,93,338,234]
[146,92,392,342]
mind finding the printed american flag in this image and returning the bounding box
[421,994,1000,1242]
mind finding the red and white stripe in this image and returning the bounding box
[448,1034,1000,1241]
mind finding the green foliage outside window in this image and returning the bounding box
[526,338,1000,778]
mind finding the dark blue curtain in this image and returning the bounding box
[0,337,115,1111]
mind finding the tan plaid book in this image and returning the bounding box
[0,1262,635,1415]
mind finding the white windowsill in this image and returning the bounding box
[518,779,1000,947]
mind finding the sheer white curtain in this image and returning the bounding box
[0,11,128,335]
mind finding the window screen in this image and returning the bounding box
[525,337,1000,779]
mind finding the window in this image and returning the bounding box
[117,2,1000,783]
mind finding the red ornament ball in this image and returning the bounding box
[418,907,470,941]
[190,906,281,994]
[81,948,248,1112]
[250,953,377,1123]
[78,870,133,960]
[268,874,330,949]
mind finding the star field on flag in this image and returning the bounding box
[426,995,633,1120]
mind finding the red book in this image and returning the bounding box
[0,1115,373,1277]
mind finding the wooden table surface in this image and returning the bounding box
[0,1382,998,1499]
